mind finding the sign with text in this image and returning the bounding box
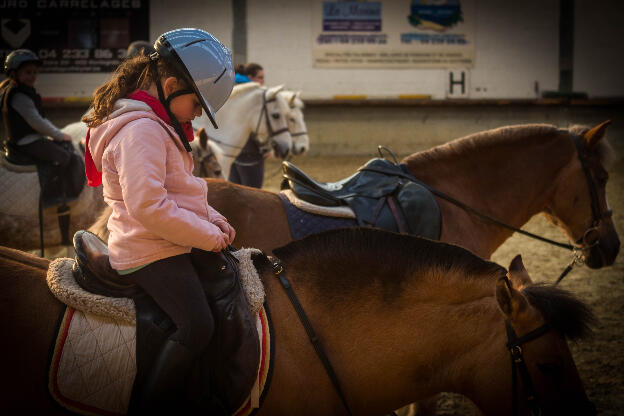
[0,0,149,73]
[313,0,474,69]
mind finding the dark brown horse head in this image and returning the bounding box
[497,256,596,415]
[543,120,619,268]
[192,128,224,179]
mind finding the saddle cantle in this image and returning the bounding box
[281,156,442,239]
[73,230,139,298]
[71,230,260,414]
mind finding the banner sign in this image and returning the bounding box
[313,0,474,68]
[1,0,149,73]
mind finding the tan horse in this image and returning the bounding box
[89,122,619,269]
[0,227,595,415]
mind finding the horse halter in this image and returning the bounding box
[251,90,290,154]
[570,134,613,249]
[501,276,549,416]
[505,318,550,416]
[193,142,218,177]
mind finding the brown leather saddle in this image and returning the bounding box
[72,230,260,415]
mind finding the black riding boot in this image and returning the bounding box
[136,339,196,413]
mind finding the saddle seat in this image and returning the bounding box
[281,161,361,206]
[281,157,443,239]
[1,144,37,172]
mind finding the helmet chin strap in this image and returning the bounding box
[150,58,193,152]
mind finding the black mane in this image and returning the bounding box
[522,284,596,340]
[273,228,506,299]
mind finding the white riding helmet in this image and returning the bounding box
[154,28,234,129]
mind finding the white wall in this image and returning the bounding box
[32,0,623,100]
[574,0,624,97]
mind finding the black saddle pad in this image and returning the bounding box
[279,193,357,240]
[39,147,85,208]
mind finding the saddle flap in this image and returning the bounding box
[73,230,139,298]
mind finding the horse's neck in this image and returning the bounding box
[405,132,575,257]
[275,265,508,414]
[212,89,259,150]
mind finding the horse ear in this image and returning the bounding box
[197,128,208,149]
[584,120,611,149]
[496,276,529,320]
[508,254,533,288]
[289,92,297,107]
[266,85,285,100]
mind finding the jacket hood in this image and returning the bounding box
[88,99,176,172]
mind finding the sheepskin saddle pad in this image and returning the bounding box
[45,249,270,415]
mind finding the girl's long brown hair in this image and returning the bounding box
[82,53,185,127]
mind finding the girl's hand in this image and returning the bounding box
[62,133,73,142]
[214,220,236,244]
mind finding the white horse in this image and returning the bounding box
[0,122,105,253]
[193,83,294,181]
[280,90,309,155]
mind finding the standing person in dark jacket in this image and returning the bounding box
[0,49,73,167]
[230,62,268,187]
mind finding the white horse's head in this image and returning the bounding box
[262,85,292,159]
[279,90,309,155]
[193,83,294,179]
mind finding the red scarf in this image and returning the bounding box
[85,90,195,187]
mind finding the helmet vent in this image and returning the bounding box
[213,67,227,84]
[183,38,207,48]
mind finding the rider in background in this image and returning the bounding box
[0,49,73,167]
[126,40,155,59]
[230,62,268,188]
[83,29,251,412]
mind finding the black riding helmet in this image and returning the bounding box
[4,49,42,76]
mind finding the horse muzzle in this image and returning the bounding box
[583,227,620,269]
[272,137,292,159]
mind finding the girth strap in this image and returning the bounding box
[270,258,353,416]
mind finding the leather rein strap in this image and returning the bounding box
[503,277,550,416]
[270,257,354,416]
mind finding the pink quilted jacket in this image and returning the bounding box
[88,99,228,269]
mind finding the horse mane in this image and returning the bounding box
[405,124,562,165]
[272,227,507,297]
[522,284,596,340]
[0,245,49,273]
[229,82,260,99]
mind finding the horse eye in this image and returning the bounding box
[272,113,280,120]
[289,117,296,123]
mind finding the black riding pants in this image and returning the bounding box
[20,138,71,167]
[228,157,264,188]
[128,252,214,356]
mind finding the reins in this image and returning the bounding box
[387,131,608,285]
[502,276,550,416]
[270,257,354,416]
[212,89,289,164]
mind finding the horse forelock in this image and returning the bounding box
[522,283,596,340]
[568,124,617,171]
[273,228,506,299]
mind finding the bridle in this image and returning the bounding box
[211,89,290,164]
[407,132,612,284]
[503,277,551,416]
[192,141,219,177]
